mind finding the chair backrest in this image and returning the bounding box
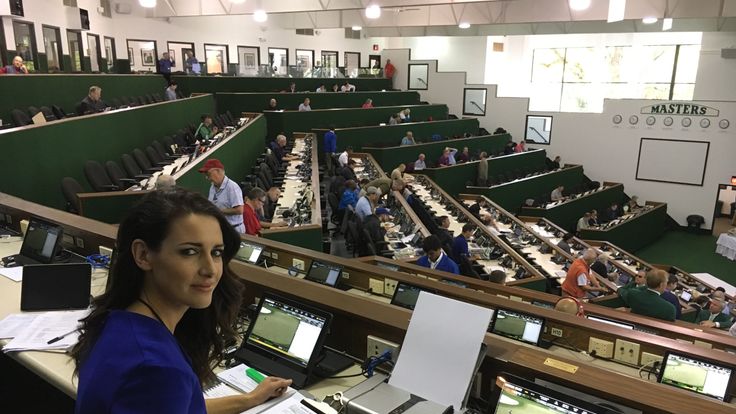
[145,94,155,104]
[84,160,117,192]
[61,177,84,214]
[152,93,163,102]
[110,98,122,108]
[121,154,142,177]
[27,106,40,117]
[75,102,86,116]
[145,146,162,165]
[132,148,153,170]
[39,106,56,121]
[161,136,176,153]
[10,109,31,126]
[105,161,130,187]
[120,96,132,106]
[50,105,66,120]
[151,140,169,158]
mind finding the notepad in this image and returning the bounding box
[204,364,301,414]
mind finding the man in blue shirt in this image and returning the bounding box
[198,159,245,233]
[355,186,381,221]
[451,224,475,263]
[323,126,337,175]
[660,273,682,319]
[400,131,416,146]
[158,52,173,82]
[417,235,459,274]
[270,134,298,163]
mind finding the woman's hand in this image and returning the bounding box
[248,377,293,406]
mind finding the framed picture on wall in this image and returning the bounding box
[524,115,553,145]
[244,53,256,69]
[128,47,134,65]
[169,49,176,67]
[141,49,155,66]
[463,88,487,116]
[408,64,429,90]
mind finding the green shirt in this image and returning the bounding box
[195,123,213,141]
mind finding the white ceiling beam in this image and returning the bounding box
[216,0,230,14]
[162,0,177,16]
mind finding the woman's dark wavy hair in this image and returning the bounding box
[70,188,243,383]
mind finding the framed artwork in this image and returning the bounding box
[244,53,256,68]
[524,115,553,145]
[463,88,487,116]
[128,47,134,65]
[169,49,176,67]
[141,49,155,66]
[408,64,429,90]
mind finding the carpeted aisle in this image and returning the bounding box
[635,231,736,287]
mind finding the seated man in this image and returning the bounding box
[340,81,356,92]
[696,298,734,330]
[624,270,676,322]
[261,187,281,221]
[154,174,176,190]
[554,297,585,317]
[265,98,279,111]
[164,81,178,101]
[588,210,599,226]
[361,98,374,109]
[549,155,561,170]
[627,196,641,211]
[503,141,515,155]
[456,147,471,163]
[576,212,591,231]
[338,180,360,212]
[488,270,507,285]
[589,254,619,282]
[362,207,391,255]
[270,134,299,163]
[399,108,411,122]
[556,233,574,255]
[451,224,476,263]
[550,185,565,202]
[660,273,682,320]
[467,198,487,219]
[561,249,605,299]
[298,98,311,112]
[604,202,621,222]
[79,86,110,115]
[338,146,353,168]
[400,131,416,146]
[435,216,454,252]
[617,270,647,304]
[242,187,287,236]
[388,114,400,125]
[340,159,358,182]
[355,186,381,221]
[416,235,459,274]
[3,55,29,74]
[195,114,219,141]
[414,153,427,171]
[437,147,455,167]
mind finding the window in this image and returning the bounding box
[87,33,101,72]
[344,52,360,78]
[42,26,63,72]
[104,37,116,71]
[67,30,84,72]
[295,49,313,76]
[268,47,288,76]
[529,43,700,113]
[13,21,37,72]
[167,41,195,73]
[127,39,157,72]
[204,44,229,74]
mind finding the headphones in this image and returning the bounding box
[555,296,585,317]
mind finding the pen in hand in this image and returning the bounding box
[47,329,78,345]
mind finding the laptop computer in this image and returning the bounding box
[304,260,343,288]
[21,263,91,311]
[2,218,63,267]
[235,294,332,389]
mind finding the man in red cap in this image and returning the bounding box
[198,159,245,233]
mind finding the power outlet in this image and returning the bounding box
[641,352,663,368]
[588,337,614,359]
[369,278,384,295]
[292,258,305,271]
[614,339,640,365]
[367,335,400,362]
[75,236,85,249]
[99,246,113,257]
[551,327,563,337]
[384,278,398,296]
[343,271,350,280]
[271,252,278,260]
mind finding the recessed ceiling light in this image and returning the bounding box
[365,4,381,19]
[569,0,591,11]
[352,26,362,31]
[254,9,267,22]
[139,0,156,7]
[642,17,658,24]
[458,22,470,29]
[662,18,673,31]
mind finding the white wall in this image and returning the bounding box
[693,32,736,101]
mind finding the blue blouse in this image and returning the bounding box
[75,310,206,414]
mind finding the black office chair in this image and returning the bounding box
[110,98,122,109]
[152,93,164,103]
[686,215,705,232]
[51,105,67,120]
[132,148,165,172]
[84,160,120,192]
[120,96,135,107]
[61,177,84,214]
[121,153,154,179]
[145,94,156,104]
[104,160,140,189]
[75,102,88,116]
[145,146,174,166]
[10,109,32,126]
[27,106,41,118]
[39,106,57,121]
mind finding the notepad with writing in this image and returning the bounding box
[203,364,299,414]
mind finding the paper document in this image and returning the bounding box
[0,313,40,338]
[400,235,414,244]
[214,363,298,414]
[204,383,240,399]
[3,309,89,352]
[388,292,493,410]
[0,266,23,282]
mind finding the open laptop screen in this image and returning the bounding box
[491,308,545,346]
[236,242,263,264]
[658,352,734,401]
[20,218,63,264]
[305,260,342,287]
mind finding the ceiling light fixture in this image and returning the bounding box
[642,16,658,24]
[607,0,626,23]
[352,26,362,31]
[139,0,156,8]
[365,4,381,19]
[458,22,470,29]
[254,9,267,22]
[569,0,591,11]
[662,17,673,31]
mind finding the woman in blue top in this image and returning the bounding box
[72,189,291,413]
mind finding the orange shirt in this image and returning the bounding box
[561,258,591,298]
[384,63,396,79]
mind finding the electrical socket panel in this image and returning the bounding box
[369,278,384,295]
[384,278,398,296]
[343,271,350,280]
[292,258,305,271]
[366,335,400,362]
[551,327,563,337]
[588,337,614,359]
[614,339,640,365]
[640,352,663,368]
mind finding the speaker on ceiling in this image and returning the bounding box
[9,0,23,17]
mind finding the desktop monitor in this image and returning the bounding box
[490,308,545,346]
[235,241,264,264]
[586,315,635,330]
[305,260,343,287]
[390,282,437,310]
[20,218,63,264]
[658,351,734,401]
[237,294,332,389]
[491,374,616,414]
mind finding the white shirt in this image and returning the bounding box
[429,251,447,270]
[341,84,355,92]
[298,103,311,112]
[338,151,349,167]
[551,188,564,201]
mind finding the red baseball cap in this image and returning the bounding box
[198,158,225,173]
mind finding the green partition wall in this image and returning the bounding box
[315,118,480,154]
[265,104,449,140]
[215,91,421,113]
[0,74,168,124]
[467,165,585,212]
[175,76,392,95]
[364,133,512,173]
[0,95,215,210]
[421,150,548,197]
[520,184,626,232]
[580,204,668,252]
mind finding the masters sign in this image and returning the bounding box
[641,103,719,117]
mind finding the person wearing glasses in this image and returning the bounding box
[243,187,286,236]
[72,189,291,413]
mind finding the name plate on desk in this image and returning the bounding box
[543,358,579,374]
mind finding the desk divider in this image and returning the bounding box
[214,91,421,113]
[174,76,392,95]
[580,202,668,252]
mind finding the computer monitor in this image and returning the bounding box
[305,260,342,287]
[490,308,545,346]
[490,374,615,414]
[658,351,734,401]
[237,294,332,389]
[19,218,63,264]
[586,315,635,330]
[235,242,263,264]
[390,282,436,310]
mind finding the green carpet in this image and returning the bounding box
[636,231,736,287]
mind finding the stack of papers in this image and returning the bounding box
[1,309,89,352]
[204,363,301,414]
[0,266,23,282]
